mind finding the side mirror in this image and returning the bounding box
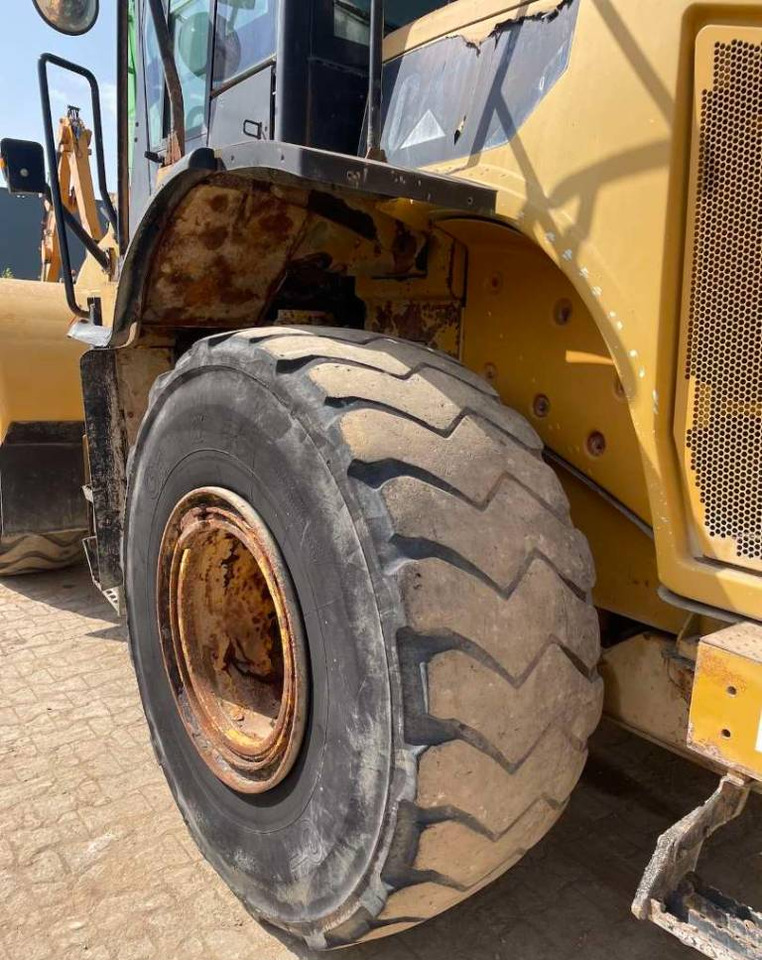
[31,0,99,36]
[0,140,47,196]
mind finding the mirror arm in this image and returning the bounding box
[38,53,116,318]
[38,53,117,231]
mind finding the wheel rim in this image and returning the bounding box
[156,487,308,794]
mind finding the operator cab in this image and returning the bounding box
[130,0,452,220]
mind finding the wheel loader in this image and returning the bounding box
[0,106,100,575]
[6,0,762,953]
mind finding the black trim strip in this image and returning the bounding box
[117,0,130,251]
[219,139,497,215]
[544,448,654,541]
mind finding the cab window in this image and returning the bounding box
[143,0,213,146]
[170,0,213,136]
[334,0,454,43]
[213,0,278,87]
[143,4,164,149]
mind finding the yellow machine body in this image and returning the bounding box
[26,0,762,714]
[374,0,762,628]
[0,278,85,442]
[12,0,762,951]
[14,0,762,773]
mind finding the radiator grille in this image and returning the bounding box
[684,35,762,564]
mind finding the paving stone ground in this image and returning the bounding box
[1,564,761,960]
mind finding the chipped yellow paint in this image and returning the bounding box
[384,0,564,59]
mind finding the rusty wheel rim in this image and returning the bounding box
[156,487,308,794]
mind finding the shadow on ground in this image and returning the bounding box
[1,562,126,641]
[266,726,762,960]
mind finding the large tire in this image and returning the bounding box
[125,327,602,948]
[0,530,85,576]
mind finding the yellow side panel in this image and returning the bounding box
[0,279,85,441]
[442,219,688,630]
[411,0,762,621]
[690,624,762,781]
[560,468,684,633]
[448,219,650,521]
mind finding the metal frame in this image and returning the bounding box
[366,0,384,157]
[38,53,117,318]
[145,0,186,160]
[117,0,130,251]
[633,774,762,958]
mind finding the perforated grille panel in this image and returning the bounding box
[683,32,762,566]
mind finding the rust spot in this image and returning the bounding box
[392,221,420,273]
[587,431,607,457]
[142,178,429,330]
[259,211,296,244]
[665,652,695,704]
[208,193,229,214]
[201,225,228,252]
[368,299,461,357]
[156,489,308,795]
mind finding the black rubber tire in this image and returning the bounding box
[0,530,85,576]
[125,327,602,949]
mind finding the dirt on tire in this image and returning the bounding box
[126,327,603,948]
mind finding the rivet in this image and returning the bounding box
[484,363,498,382]
[554,298,573,326]
[533,394,550,418]
[486,272,503,294]
[587,431,606,457]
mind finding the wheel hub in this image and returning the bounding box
[156,488,308,794]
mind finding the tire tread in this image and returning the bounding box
[0,530,85,576]
[147,327,602,946]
